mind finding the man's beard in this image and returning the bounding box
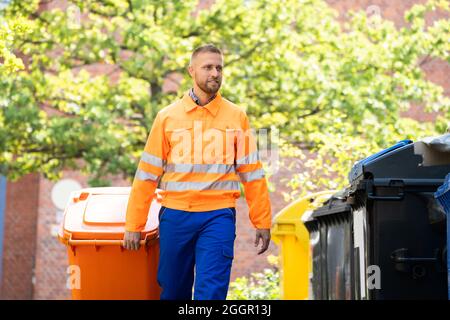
[198,79,221,94]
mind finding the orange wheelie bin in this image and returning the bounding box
[58,187,161,300]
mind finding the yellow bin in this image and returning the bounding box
[271,191,335,300]
[58,187,161,300]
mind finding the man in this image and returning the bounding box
[123,44,272,300]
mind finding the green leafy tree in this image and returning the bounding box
[0,0,448,191]
[0,2,30,74]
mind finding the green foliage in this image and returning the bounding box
[0,3,32,74]
[0,0,448,190]
[227,255,280,300]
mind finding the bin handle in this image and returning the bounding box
[366,180,404,201]
[63,230,159,247]
[67,239,149,246]
[367,192,404,201]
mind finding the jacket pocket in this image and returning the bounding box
[164,120,193,134]
[164,121,193,161]
[208,122,241,164]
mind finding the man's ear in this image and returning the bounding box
[187,65,194,78]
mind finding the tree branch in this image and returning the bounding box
[419,53,431,67]
[130,101,150,131]
[225,41,263,67]
[127,0,133,13]
[298,106,322,118]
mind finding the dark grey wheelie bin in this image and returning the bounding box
[306,138,449,300]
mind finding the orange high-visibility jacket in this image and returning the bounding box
[125,90,272,232]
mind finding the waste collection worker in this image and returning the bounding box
[123,44,272,300]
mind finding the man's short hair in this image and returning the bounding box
[190,44,222,66]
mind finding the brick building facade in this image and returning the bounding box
[0,0,448,299]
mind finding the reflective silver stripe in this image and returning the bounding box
[238,168,265,183]
[165,163,235,174]
[135,169,159,182]
[141,151,164,168]
[236,151,260,168]
[159,180,240,191]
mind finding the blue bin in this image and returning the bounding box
[434,173,450,300]
[348,139,413,183]
[435,173,450,215]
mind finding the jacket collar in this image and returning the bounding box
[183,90,222,117]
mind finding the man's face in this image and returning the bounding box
[188,52,223,94]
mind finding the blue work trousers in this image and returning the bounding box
[157,206,236,300]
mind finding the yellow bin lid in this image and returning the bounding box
[58,187,160,244]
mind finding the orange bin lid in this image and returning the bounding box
[59,187,160,241]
